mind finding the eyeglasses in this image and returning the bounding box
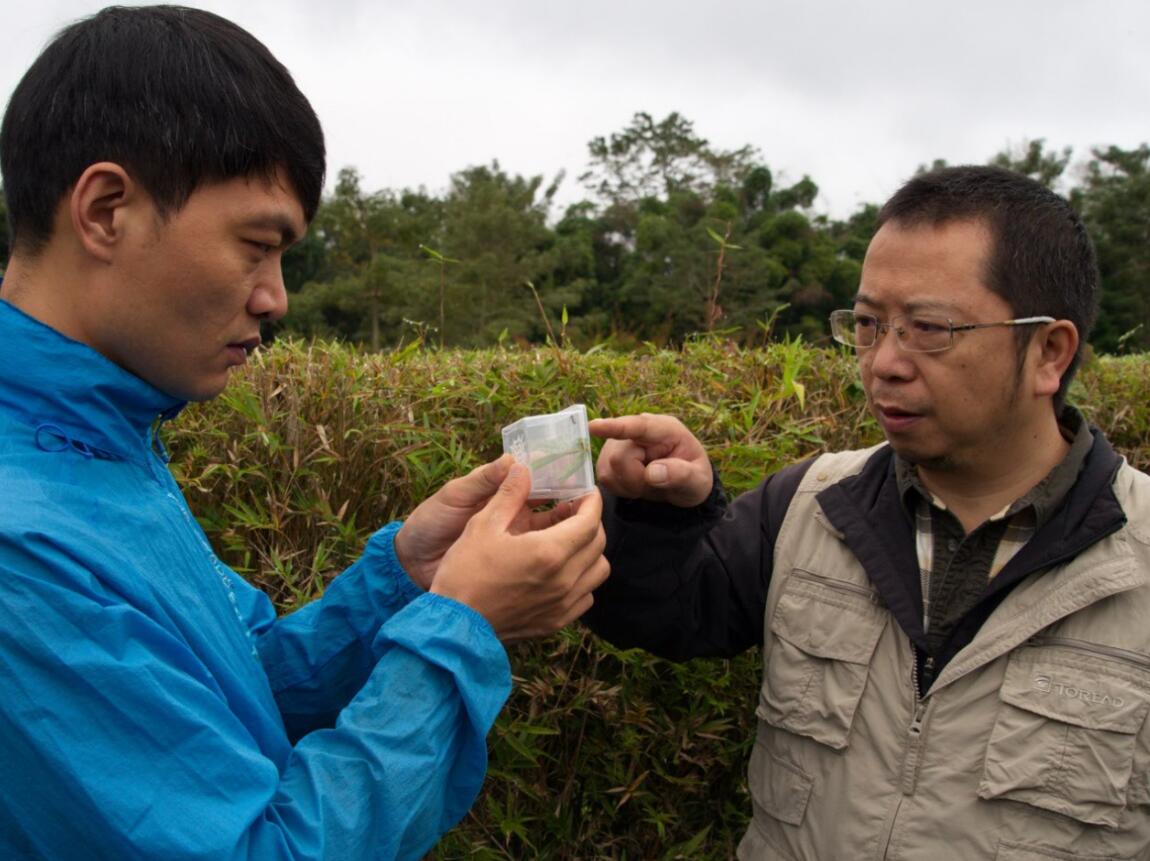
[829,309,1056,353]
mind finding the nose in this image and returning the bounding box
[863,322,915,381]
[248,259,289,322]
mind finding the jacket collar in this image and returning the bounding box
[0,298,185,463]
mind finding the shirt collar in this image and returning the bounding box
[895,406,1094,529]
[0,298,185,461]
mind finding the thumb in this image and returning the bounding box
[481,462,533,528]
[645,458,712,506]
[447,454,513,507]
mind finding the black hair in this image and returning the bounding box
[1,5,325,255]
[878,165,1098,410]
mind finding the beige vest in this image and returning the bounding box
[738,447,1150,861]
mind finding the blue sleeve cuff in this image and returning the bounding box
[377,593,511,733]
[361,521,424,607]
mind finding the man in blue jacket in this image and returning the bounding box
[0,6,608,859]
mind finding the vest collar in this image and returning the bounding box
[816,432,1128,658]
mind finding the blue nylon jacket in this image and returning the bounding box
[0,298,512,860]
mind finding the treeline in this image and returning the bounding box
[1,113,1147,353]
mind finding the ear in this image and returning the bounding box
[68,162,142,263]
[1031,320,1079,399]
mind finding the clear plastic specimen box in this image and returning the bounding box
[501,404,595,500]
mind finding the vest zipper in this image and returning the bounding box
[879,652,934,858]
[1026,635,1150,670]
[901,698,929,795]
[901,655,932,795]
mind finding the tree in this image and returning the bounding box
[439,162,559,345]
[286,169,445,349]
[991,139,1072,190]
[1073,145,1150,353]
[311,168,393,350]
[579,111,758,206]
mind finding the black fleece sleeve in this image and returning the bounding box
[583,458,814,661]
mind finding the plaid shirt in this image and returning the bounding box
[897,408,1094,657]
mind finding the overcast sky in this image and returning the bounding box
[2,0,1147,220]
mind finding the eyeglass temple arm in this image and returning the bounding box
[951,316,1056,332]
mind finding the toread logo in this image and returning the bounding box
[1033,674,1125,707]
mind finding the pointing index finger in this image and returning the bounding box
[588,414,658,443]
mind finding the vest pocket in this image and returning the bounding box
[748,742,814,827]
[978,641,1150,828]
[758,569,887,750]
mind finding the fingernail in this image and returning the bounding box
[649,463,668,484]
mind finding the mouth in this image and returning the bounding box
[873,402,925,432]
[229,336,262,356]
[225,336,262,365]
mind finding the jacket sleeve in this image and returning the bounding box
[244,522,431,740]
[584,459,813,661]
[0,538,510,861]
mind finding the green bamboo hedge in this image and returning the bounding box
[167,340,1150,860]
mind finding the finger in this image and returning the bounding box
[439,454,514,509]
[645,457,713,506]
[596,439,649,495]
[557,592,596,629]
[478,462,533,530]
[505,496,578,536]
[565,490,599,513]
[551,522,607,586]
[589,414,683,451]
[504,586,599,642]
[524,499,576,531]
[568,554,611,598]
[529,487,603,552]
[589,414,657,442]
[588,417,624,439]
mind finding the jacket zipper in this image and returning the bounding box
[1027,635,1150,670]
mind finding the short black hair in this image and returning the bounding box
[1,5,325,255]
[878,165,1098,410]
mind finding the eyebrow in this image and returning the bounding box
[852,293,960,315]
[240,214,302,247]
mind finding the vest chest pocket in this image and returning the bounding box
[978,639,1150,828]
[758,569,887,750]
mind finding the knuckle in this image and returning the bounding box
[538,545,564,572]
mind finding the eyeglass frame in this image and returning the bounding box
[828,309,1057,354]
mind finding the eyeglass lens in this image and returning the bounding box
[832,312,952,352]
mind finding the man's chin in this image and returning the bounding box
[886,441,957,472]
[159,374,230,403]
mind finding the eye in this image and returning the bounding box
[246,240,275,255]
[854,313,879,330]
[909,317,949,334]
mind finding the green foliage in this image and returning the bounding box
[990,139,1072,189]
[579,111,759,205]
[265,114,1148,359]
[167,340,1150,858]
[1072,145,1150,354]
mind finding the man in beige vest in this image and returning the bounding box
[586,165,1150,859]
